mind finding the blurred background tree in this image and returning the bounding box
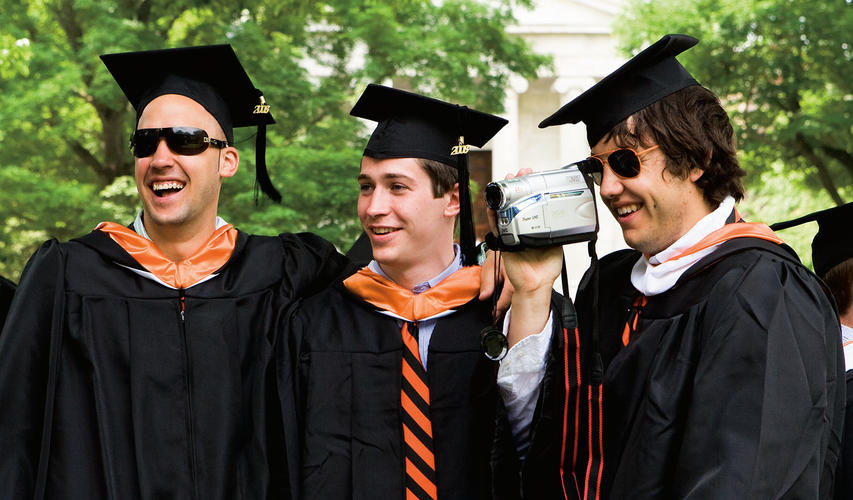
[615,0,852,266]
[0,0,549,278]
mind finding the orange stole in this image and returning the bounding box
[96,221,237,289]
[658,222,784,264]
[342,266,481,321]
[625,222,786,345]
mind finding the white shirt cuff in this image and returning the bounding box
[497,306,554,458]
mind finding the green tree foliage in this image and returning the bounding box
[0,0,550,279]
[615,0,852,265]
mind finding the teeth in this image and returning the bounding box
[373,227,396,235]
[616,204,640,216]
[152,181,185,192]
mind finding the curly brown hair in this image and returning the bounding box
[605,85,746,207]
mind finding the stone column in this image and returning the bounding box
[550,76,627,295]
[491,74,528,182]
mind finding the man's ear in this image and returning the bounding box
[691,149,713,182]
[444,182,461,217]
[689,166,704,183]
[218,147,240,178]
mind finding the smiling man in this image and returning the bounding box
[282,84,553,499]
[0,45,351,499]
[508,34,845,499]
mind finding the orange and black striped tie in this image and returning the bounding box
[342,265,482,500]
[401,321,437,500]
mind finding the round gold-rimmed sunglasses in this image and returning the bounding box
[576,145,660,185]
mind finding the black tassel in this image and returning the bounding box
[254,123,282,204]
[458,152,477,266]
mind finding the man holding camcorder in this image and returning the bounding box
[282,84,561,499]
[494,34,844,499]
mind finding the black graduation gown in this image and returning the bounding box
[283,280,501,499]
[0,274,14,330]
[837,370,853,499]
[0,228,350,500]
[527,238,845,499]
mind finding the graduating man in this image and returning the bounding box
[0,45,352,498]
[508,34,844,498]
[771,202,853,499]
[282,84,558,499]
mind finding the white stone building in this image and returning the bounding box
[479,0,630,293]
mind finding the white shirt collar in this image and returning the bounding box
[630,196,735,296]
[841,324,853,371]
[368,244,462,294]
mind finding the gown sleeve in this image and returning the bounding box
[0,275,15,328]
[497,308,553,459]
[0,240,67,498]
[496,292,578,500]
[277,232,354,299]
[671,261,844,498]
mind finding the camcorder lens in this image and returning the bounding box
[484,182,507,210]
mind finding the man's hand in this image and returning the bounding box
[503,245,563,348]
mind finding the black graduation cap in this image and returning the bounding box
[100,44,281,202]
[350,84,508,266]
[538,34,700,146]
[770,202,853,277]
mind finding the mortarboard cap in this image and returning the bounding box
[100,44,281,202]
[770,202,853,277]
[350,84,508,265]
[538,34,700,146]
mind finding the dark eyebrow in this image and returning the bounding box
[357,172,415,182]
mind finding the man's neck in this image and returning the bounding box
[841,310,853,330]
[141,215,218,263]
[376,247,458,291]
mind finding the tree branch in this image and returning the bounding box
[816,142,853,181]
[66,139,109,183]
[55,0,84,52]
[137,0,153,23]
[796,133,844,205]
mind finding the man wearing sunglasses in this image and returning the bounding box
[504,34,844,498]
[0,45,353,499]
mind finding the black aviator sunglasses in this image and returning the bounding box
[130,127,229,158]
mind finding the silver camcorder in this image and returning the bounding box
[484,162,597,249]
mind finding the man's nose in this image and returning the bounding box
[598,165,624,200]
[365,188,391,216]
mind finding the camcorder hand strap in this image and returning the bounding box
[484,232,525,253]
[480,248,508,361]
